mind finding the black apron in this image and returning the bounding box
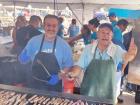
[31,35,62,92]
[80,46,116,104]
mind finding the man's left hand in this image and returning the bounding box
[125,37,138,61]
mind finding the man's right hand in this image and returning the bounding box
[67,66,82,79]
[47,74,59,85]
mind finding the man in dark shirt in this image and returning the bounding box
[16,15,42,52]
[15,15,42,86]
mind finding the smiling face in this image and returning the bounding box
[97,27,113,48]
[44,17,59,40]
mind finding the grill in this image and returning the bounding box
[0,84,112,105]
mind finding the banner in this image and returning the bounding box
[109,8,140,19]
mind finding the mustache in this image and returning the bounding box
[46,30,56,32]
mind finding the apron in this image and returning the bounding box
[80,46,116,104]
[31,35,62,92]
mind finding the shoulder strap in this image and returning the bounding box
[93,45,98,59]
[52,37,57,53]
[39,35,45,52]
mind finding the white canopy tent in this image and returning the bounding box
[1,0,140,9]
[0,0,140,24]
[1,0,140,5]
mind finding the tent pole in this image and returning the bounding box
[82,3,85,25]
[13,0,16,23]
[54,0,56,15]
[56,0,59,16]
[66,3,82,25]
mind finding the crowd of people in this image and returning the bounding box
[7,12,138,104]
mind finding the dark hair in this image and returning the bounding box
[99,23,113,32]
[72,19,76,24]
[58,17,64,23]
[72,19,76,21]
[43,14,59,25]
[29,15,40,23]
[17,15,26,22]
[37,16,42,22]
[15,15,26,29]
[88,17,100,27]
[117,19,129,26]
[82,24,91,35]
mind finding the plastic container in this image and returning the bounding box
[63,78,74,93]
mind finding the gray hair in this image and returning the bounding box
[43,14,59,25]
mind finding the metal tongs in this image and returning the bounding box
[36,59,51,77]
[61,71,80,87]
[36,59,80,87]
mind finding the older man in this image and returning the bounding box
[19,15,73,92]
[69,23,137,104]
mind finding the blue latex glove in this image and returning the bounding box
[18,49,30,64]
[48,74,59,85]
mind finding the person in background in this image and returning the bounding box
[36,16,44,33]
[67,24,91,45]
[112,19,129,103]
[117,19,129,33]
[68,23,137,104]
[113,19,129,43]
[121,30,137,101]
[12,15,27,49]
[18,15,73,92]
[123,30,132,76]
[68,18,100,47]
[67,19,79,38]
[108,12,117,27]
[113,19,129,104]
[108,12,124,43]
[88,17,100,40]
[12,16,42,87]
[57,17,64,38]
[16,15,42,55]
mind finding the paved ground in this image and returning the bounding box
[118,92,140,105]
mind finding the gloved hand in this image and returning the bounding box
[47,74,59,85]
[18,49,30,64]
